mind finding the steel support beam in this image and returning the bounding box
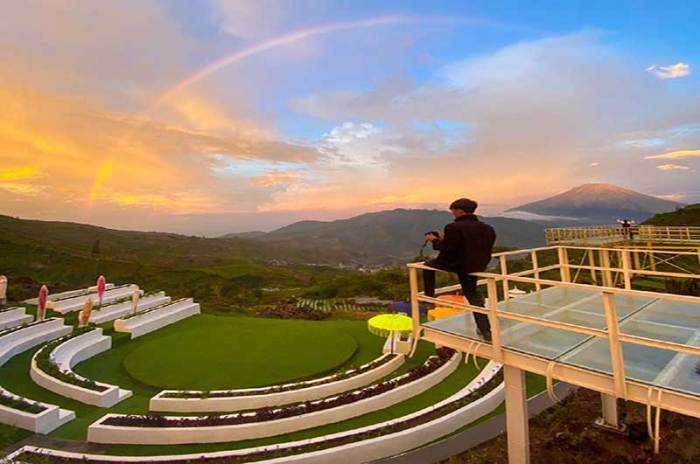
[505,365,530,464]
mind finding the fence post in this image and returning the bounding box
[500,255,510,300]
[530,250,541,291]
[485,277,503,361]
[409,266,420,356]
[558,247,571,283]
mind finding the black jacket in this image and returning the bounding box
[431,215,496,274]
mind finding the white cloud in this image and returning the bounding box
[211,0,295,39]
[657,193,687,202]
[590,162,600,167]
[646,149,700,160]
[646,62,691,79]
[317,122,395,167]
[656,164,690,171]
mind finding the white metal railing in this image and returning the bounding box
[544,225,700,245]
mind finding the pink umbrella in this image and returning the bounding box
[38,285,48,321]
[97,275,106,307]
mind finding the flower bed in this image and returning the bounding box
[161,354,399,400]
[16,360,502,463]
[104,348,453,428]
[255,304,329,320]
[0,390,46,414]
[33,327,109,392]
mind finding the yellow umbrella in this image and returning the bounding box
[368,314,413,354]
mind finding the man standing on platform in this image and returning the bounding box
[422,198,496,341]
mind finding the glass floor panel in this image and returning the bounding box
[560,340,678,384]
[513,286,597,308]
[424,313,480,340]
[564,293,657,319]
[423,285,700,397]
[630,299,700,329]
[499,319,590,359]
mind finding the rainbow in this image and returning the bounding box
[88,14,485,211]
[154,15,411,108]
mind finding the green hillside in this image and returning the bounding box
[232,209,545,266]
[642,203,700,226]
[0,215,411,308]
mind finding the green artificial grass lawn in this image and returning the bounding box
[0,313,390,442]
[122,315,359,390]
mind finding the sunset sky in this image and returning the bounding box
[1,1,698,235]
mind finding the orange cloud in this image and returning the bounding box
[0,80,314,220]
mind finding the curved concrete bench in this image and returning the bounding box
[87,353,461,445]
[16,360,502,461]
[50,284,140,314]
[90,292,170,325]
[30,328,132,408]
[150,353,405,413]
[113,299,200,339]
[0,320,74,433]
[0,318,72,366]
[24,283,115,304]
[0,307,33,330]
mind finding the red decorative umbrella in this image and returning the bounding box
[38,285,48,321]
[97,275,106,307]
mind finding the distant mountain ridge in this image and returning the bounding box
[507,183,682,223]
[228,209,546,266]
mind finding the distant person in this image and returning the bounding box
[422,198,496,340]
[617,218,636,240]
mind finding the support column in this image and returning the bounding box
[621,250,632,290]
[633,251,641,277]
[504,365,530,464]
[599,249,613,287]
[594,393,627,433]
[558,247,571,283]
[587,249,598,284]
[648,243,657,272]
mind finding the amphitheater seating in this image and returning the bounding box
[0,319,75,433]
[50,284,140,314]
[89,292,170,324]
[30,328,132,407]
[0,307,33,330]
[113,298,200,339]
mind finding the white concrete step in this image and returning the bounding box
[89,292,170,324]
[0,307,33,330]
[114,299,200,339]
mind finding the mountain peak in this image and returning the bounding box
[508,183,682,223]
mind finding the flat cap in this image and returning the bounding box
[449,198,478,213]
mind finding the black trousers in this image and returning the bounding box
[422,259,491,335]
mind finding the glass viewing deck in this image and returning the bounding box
[407,241,700,463]
[424,285,700,397]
